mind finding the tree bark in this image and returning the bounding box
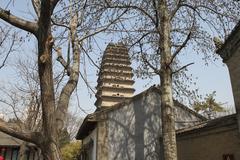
[36,1,61,159]
[18,142,28,160]
[159,0,178,160]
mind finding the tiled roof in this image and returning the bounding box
[177,114,237,135]
[0,131,22,146]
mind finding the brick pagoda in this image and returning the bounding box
[95,43,135,108]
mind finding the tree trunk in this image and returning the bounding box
[37,36,62,159]
[160,70,177,160]
[0,1,70,159]
[18,142,28,160]
[37,32,62,159]
[40,142,61,160]
[37,2,61,158]
[159,0,178,160]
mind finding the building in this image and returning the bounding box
[77,86,206,160]
[95,43,135,108]
[76,43,206,160]
[76,21,240,160]
[177,113,239,160]
[216,22,240,132]
[175,22,240,160]
[0,131,39,160]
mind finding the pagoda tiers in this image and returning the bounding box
[95,43,135,108]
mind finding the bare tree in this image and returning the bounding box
[0,57,41,160]
[101,0,240,159]
[0,0,125,159]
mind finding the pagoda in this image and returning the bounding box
[95,43,135,109]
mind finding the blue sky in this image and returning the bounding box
[0,0,235,118]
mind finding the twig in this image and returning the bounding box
[0,35,15,69]
[139,42,160,74]
[79,71,96,95]
[75,88,91,114]
[80,45,100,69]
[51,19,70,30]
[172,62,194,75]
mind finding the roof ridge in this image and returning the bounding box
[177,113,237,134]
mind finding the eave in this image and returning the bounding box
[76,116,97,140]
[216,21,240,62]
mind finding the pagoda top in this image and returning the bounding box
[95,42,135,109]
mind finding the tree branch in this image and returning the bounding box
[55,13,80,132]
[152,0,159,28]
[0,8,38,35]
[0,27,10,46]
[139,42,160,74]
[129,32,151,48]
[51,0,60,10]
[55,47,71,76]
[51,18,70,29]
[0,34,15,69]
[172,62,194,75]
[0,121,41,145]
[78,9,128,42]
[79,71,96,95]
[170,0,182,20]
[104,2,157,25]
[81,46,100,69]
[170,23,194,64]
[31,0,41,18]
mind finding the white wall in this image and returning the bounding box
[107,90,203,160]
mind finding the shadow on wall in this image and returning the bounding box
[107,91,163,160]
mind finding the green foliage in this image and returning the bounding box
[61,141,81,160]
[193,91,225,119]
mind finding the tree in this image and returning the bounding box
[103,0,240,159]
[0,42,82,160]
[193,91,225,119]
[0,57,50,159]
[0,0,125,159]
[0,0,80,155]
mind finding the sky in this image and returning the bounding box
[0,0,235,118]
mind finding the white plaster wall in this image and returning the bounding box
[107,91,162,160]
[107,90,203,160]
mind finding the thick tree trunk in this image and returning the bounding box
[0,1,67,159]
[37,1,61,159]
[40,141,61,160]
[159,0,178,160]
[37,31,62,160]
[160,70,177,160]
[37,36,62,159]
